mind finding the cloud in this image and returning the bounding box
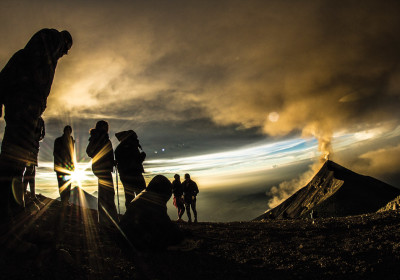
[4,0,400,221]
[353,144,400,181]
[1,0,400,157]
[266,162,321,208]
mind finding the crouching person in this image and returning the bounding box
[119,175,184,251]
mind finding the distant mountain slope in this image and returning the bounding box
[255,160,400,220]
[378,195,400,212]
[58,186,98,210]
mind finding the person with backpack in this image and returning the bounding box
[53,125,75,207]
[172,174,185,222]
[0,28,72,224]
[86,120,119,228]
[115,130,146,209]
[182,173,199,223]
[23,117,46,210]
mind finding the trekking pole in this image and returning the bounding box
[115,166,121,216]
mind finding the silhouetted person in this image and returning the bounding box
[0,28,72,224]
[53,125,75,206]
[23,117,45,209]
[172,174,185,221]
[119,175,184,251]
[115,130,146,209]
[86,120,119,228]
[182,173,199,223]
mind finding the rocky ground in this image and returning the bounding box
[2,196,400,280]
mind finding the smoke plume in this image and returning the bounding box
[267,162,322,209]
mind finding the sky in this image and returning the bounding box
[1,0,400,221]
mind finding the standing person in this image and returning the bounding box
[115,130,146,209]
[172,174,185,222]
[23,117,45,209]
[0,28,72,224]
[182,174,199,223]
[53,125,75,207]
[86,120,119,228]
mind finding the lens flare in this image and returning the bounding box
[70,167,88,186]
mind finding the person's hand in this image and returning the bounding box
[192,196,195,200]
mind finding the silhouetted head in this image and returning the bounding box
[115,130,137,142]
[95,120,109,132]
[146,175,172,202]
[63,125,72,136]
[60,30,73,56]
[25,28,73,60]
[184,173,190,180]
[174,174,180,180]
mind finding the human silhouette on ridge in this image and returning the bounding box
[172,174,185,222]
[53,125,75,207]
[86,120,119,228]
[115,130,146,209]
[183,173,199,223]
[0,28,72,226]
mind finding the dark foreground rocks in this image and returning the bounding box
[2,195,400,279]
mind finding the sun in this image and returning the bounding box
[68,162,93,188]
[70,168,85,185]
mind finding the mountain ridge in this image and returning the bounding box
[56,186,98,210]
[255,160,400,220]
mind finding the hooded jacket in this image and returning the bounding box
[86,128,114,175]
[0,29,71,117]
[115,133,145,176]
[183,179,199,201]
[54,133,75,173]
[119,175,184,251]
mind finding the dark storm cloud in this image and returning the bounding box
[1,0,400,159]
[38,115,266,164]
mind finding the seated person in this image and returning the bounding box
[119,175,184,251]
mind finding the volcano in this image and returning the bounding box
[68,186,98,210]
[255,160,400,220]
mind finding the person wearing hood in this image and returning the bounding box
[86,120,119,228]
[115,130,146,209]
[0,28,72,224]
[119,175,184,251]
[53,125,75,207]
